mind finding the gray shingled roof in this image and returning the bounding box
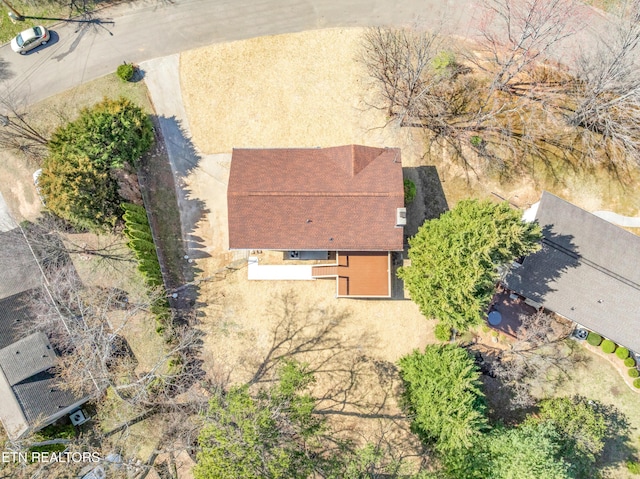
[13,370,82,425]
[505,192,640,352]
[0,228,42,300]
[0,333,56,386]
[0,290,33,350]
[0,332,88,438]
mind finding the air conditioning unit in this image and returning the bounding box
[69,409,90,426]
[396,208,407,227]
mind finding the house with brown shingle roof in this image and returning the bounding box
[227,145,405,298]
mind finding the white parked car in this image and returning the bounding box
[11,26,50,54]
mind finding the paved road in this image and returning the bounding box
[0,0,479,106]
[0,0,609,107]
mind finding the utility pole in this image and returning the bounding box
[1,0,24,22]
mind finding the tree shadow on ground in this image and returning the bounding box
[592,399,637,472]
[402,165,449,241]
[246,290,408,423]
[139,115,208,317]
[0,57,14,81]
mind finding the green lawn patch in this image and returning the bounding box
[542,347,640,476]
[0,0,113,44]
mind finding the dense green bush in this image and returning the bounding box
[470,135,483,147]
[628,368,639,378]
[39,97,153,230]
[625,357,637,368]
[404,179,416,204]
[398,200,541,332]
[586,332,602,346]
[431,50,456,73]
[634,378,640,389]
[627,460,640,475]
[601,339,616,354]
[123,203,163,287]
[616,347,630,359]
[117,62,135,81]
[398,344,486,452]
[48,96,153,169]
[435,322,452,342]
[122,203,172,337]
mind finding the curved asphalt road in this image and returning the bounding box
[0,0,479,106]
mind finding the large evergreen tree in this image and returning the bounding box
[398,344,487,452]
[48,96,153,169]
[38,97,153,230]
[398,199,541,331]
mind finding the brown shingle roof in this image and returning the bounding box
[228,145,404,251]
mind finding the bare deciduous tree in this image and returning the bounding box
[360,27,447,128]
[22,213,134,274]
[491,311,576,408]
[568,0,640,170]
[27,265,202,407]
[475,0,582,91]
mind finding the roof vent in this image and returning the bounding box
[396,208,407,227]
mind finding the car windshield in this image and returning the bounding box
[16,33,24,47]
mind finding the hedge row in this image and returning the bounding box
[625,357,637,368]
[616,347,630,360]
[123,203,164,288]
[635,378,640,389]
[586,332,602,346]
[122,203,172,336]
[601,339,617,354]
[629,368,640,379]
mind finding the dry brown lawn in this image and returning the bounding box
[179,29,442,455]
[178,27,640,462]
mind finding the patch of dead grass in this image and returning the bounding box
[177,26,640,466]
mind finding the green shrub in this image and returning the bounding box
[435,322,452,342]
[616,347,630,359]
[628,368,639,378]
[470,135,483,147]
[34,423,75,441]
[404,179,416,204]
[431,51,456,73]
[117,62,135,82]
[586,332,602,346]
[628,460,640,474]
[122,203,164,288]
[48,96,153,169]
[601,339,616,353]
[634,378,640,389]
[625,357,637,368]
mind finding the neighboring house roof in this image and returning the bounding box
[505,191,640,352]
[0,228,42,299]
[0,290,34,350]
[0,332,85,439]
[0,227,88,439]
[227,145,404,251]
